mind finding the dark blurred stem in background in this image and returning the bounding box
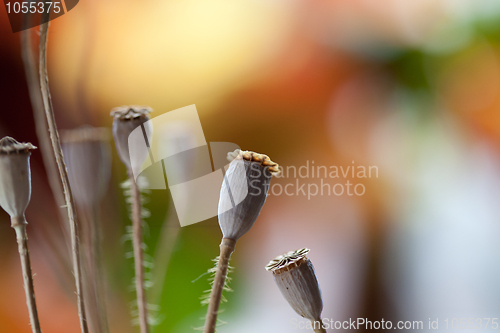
[130,173,149,333]
[39,12,90,333]
[360,213,395,333]
[89,205,110,333]
[21,13,74,296]
[20,13,69,238]
[151,196,180,306]
[75,0,97,126]
[81,205,110,333]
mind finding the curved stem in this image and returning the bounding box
[204,238,236,333]
[39,13,89,333]
[11,216,42,333]
[21,13,68,233]
[130,173,149,333]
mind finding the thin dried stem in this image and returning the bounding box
[130,173,149,333]
[204,238,236,333]
[11,216,42,333]
[39,14,89,333]
[20,14,68,231]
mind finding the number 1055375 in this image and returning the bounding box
[5,2,62,14]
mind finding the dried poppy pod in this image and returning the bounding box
[110,105,153,333]
[204,149,279,333]
[110,105,152,172]
[266,248,326,333]
[218,149,279,241]
[0,136,36,221]
[0,137,41,333]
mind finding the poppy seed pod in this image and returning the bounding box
[204,149,280,333]
[266,248,324,322]
[61,126,111,208]
[110,105,152,171]
[218,150,279,241]
[0,137,36,220]
[111,106,153,333]
[0,137,41,333]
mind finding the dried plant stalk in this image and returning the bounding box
[111,106,152,333]
[130,174,149,333]
[12,217,42,333]
[204,150,278,333]
[0,137,42,333]
[39,14,89,333]
[204,238,235,332]
[21,14,74,301]
[21,14,67,229]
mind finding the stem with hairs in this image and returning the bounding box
[204,238,236,333]
[129,173,149,333]
[39,14,89,333]
[11,216,42,333]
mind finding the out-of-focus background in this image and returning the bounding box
[2,0,500,332]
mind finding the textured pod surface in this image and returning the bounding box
[0,137,36,218]
[111,105,152,170]
[267,248,323,321]
[61,127,111,208]
[218,153,274,241]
